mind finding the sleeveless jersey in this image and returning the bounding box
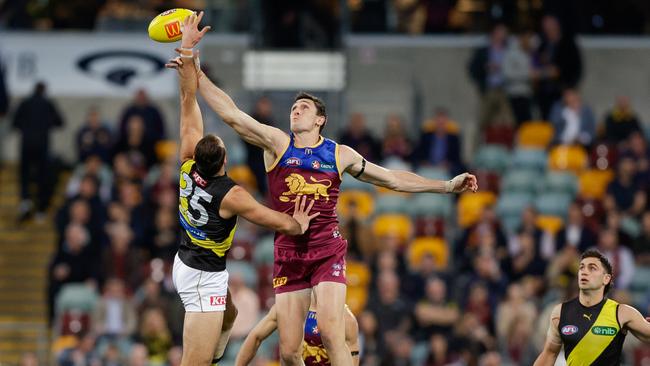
[559,297,625,366]
[267,135,342,249]
[302,310,329,365]
[178,159,237,272]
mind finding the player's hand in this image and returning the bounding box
[165,49,201,72]
[293,196,320,234]
[445,172,478,193]
[181,11,211,49]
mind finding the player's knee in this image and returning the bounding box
[279,347,302,365]
[181,351,213,366]
[318,317,345,348]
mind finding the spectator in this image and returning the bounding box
[468,23,514,128]
[146,208,178,261]
[457,206,508,271]
[503,32,534,125]
[119,89,165,152]
[380,335,414,366]
[76,106,113,163]
[381,114,412,161]
[412,107,463,175]
[625,132,650,185]
[424,334,453,366]
[601,96,642,146]
[534,15,583,119]
[464,282,493,329]
[393,0,427,34]
[92,277,137,340]
[414,277,459,340]
[101,223,144,291]
[604,155,647,217]
[549,88,596,147]
[632,211,650,266]
[495,283,537,363]
[367,271,412,350]
[339,112,381,162]
[245,96,275,195]
[113,114,157,170]
[229,270,260,340]
[135,308,172,365]
[66,155,113,203]
[12,81,64,221]
[57,333,100,366]
[358,311,382,365]
[596,229,635,290]
[555,202,597,253]
[128,343,150,366]
[479,351,503,366]
[504,230,547,282]
[18,352,38,366]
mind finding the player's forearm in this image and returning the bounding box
[389,170,446,193]
[234,337,262,366]
[278,216,303,236]
[178,59,202,135]
[533,351,558,366]
[198,72,241,123]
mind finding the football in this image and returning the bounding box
[148,8,195,43]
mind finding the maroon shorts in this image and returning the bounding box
[273,239,347,294]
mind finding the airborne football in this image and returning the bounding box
[148,8,194,43]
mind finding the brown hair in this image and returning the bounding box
[294,92,327,132]
[580,249,613,295]
[194,134,226,177]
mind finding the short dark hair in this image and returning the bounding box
[580,250,613,294]
[294,92,327,132]
[194,134,226,177]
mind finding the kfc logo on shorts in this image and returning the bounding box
[209,295,227,306]
[286,158,302,166]
[312,160,321,169]
[561,325,579,335]
[273,277,288,288]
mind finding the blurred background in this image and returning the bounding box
[0,0,650,365]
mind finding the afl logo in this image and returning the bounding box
[312,161,321,169]
[562,325,579,335]
[286,157,302,166]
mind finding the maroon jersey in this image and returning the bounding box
[267,135,343,250]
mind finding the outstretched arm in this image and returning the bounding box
[338,145,478,193]
[176,11,288,155]
[235,306,279,366]
[533,304,562,366]
[220,187,319,235]
[620,304,650,343]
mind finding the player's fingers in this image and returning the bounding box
[197,11,204,24]
[294,196,301,211]
[199,26,211,35]
[164,63,178,69]
[306,199,316,212]
[308,212,320,220]
[300,195,307,211]
[174,47,182,54]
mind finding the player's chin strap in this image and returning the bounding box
[445,172,468,193]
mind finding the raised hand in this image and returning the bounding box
[445,172,479,193]
[180,11,211,49]
[293,196,320,234]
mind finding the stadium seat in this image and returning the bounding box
[457,191,497,228]
[548,145,588,173]
[415,166,450,181]
[337,190,375,220]
[536,215,564,234]
[55,284,99,314]
[372,214,413,242]
[534,192,574,218]
[346,286,369,315]
[472,144,510,174]
[407,237,449,270]
[346,261,371,287]
[496,192,535,233]
[374,195,414,215]
[226,141,247,166]
[517,121,554,148]
[253,235,275,265]
[578,169,614,200]
[540,171,579,197]
[510,148,548,172]
[411,194,452,219]
[228,260,258,288]
[421,119,460,135]
[502,169,541,194]
[228,165,257,191]
[484,124,515,148]
[154,140,178,161]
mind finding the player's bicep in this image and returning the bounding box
[621,304,650,340]
[232,110,288,153]
[339,145,395,188]
[546,304,563,349]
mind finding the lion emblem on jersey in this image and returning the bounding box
[279,174,332,202]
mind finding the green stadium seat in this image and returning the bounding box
[472,144,510,174]
[253,235,275,265]
[55,284,99,314]
[510,148,548,172]
[411,194,452,218]
[540,171,579,197]
[534,192,574,218]
[502,170,540,194]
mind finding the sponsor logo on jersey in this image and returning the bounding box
[273,276,288,288]
[312,160,321,169]
[191,171,208,187]
[562,325,579,335]
[286,157,302,166]
[164,21,182,38]
[592,326,617,336]
[209,295,227,306]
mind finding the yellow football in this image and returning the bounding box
[148,8,195,43]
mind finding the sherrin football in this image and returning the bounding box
[148,8,194,43]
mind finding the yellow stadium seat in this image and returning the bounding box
[548,145,588,173]
[337,190,375,220]
[155,140,178,161]
[346,261,371,287]
[457,191,497,228]
[578,169,615,200]
[372,214,413,242]
[228,165,257,191]
[408,237,449,270]
[346,286,369,315]
[421,118,461,135]
[536,215,564,234]
[518,121,554,148]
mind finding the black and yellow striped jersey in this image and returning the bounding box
[178,159,237,272]
[559,297,626,366]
